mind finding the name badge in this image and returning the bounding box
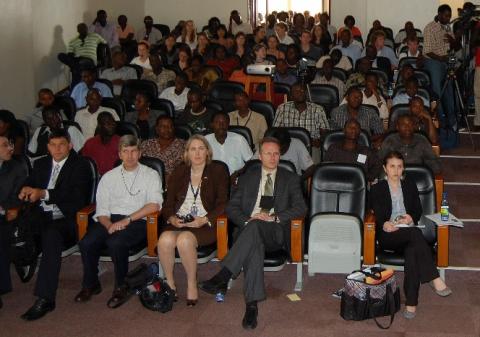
[357,154,367,164]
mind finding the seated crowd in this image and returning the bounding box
[1,4,457,331]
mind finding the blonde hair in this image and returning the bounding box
[183,134,213,165]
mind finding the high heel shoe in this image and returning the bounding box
[186,299,198,307]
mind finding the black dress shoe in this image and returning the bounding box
[74,283,102,302]
[242,303,258,330]
[21,298,55,321]
[198,277,228,295]
[107,286,131,309]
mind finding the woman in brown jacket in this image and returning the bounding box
[158,134,229,306]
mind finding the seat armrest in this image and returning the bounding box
[76,204,96,240]
[216,214,228,260]
[363,210,376,266]
[6,206,20,222]
[437,225,449,267]
[434,174,444,213]
[290,218,304,263]
[146,211,161,257]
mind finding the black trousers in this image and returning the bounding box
[78,214,146,289]
[28,208,76,302]
[222,220,285,303]
[378,227,439,306]
[0,218,12,295]
[57,53,95,88]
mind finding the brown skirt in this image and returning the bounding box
[161,224,216,246]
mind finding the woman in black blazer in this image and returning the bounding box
[370,151,451,319]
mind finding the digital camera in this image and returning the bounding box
[177,213,195,223]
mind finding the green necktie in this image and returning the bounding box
[264,173,273,196]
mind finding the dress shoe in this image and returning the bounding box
[74,283,102,303]
[198,277,228,295]
[186,299,198,307]
[21,298,55,321]
[107,286,131,309]
[429,282,453,297]
[403,309,416,319]
[242,303,258,330]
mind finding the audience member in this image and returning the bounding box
[312,58,345,99]
[207,45,240,79]
[159,72,190,112]
[0,134,29,308]
[212,24,228,47]
[177,20,198,51]
[266,35,286,60]
[205,112,252,175]
[229,91,268,150]
[199,137,307,330]
[76,135,162,308]
[275,22,294,46]
[203,17,221,40]
[398,35,422,61]
[285,44,301,68]
[395,21,423,45]
[408,97,439,144]
[175,47,192,72]
[125,93,164,139]
[142,54,176,93]
[140,115,185,178]
[344,57,372,92]
[370,151,450,319]
[130,41,152,71]
[331,29,362,65]
[362,72,389,121]
[0,110,24,156]
[299,30,322,61]
[194,32,211,59]
[29,106,85,157]
[330,87,384,140]
[368,30,398,69]
[89,9,119,48]
[27,89,66,133]
[393,77,430,108]
[74,88,120,139]
[185,55,219,93]
[20,129,91,321]
[363,44,392,78]
[316,49,352,71]
[338,15,362,40]
[366,20,392,43]
[311,24,332,54]
[290,13,306,39]
[70,68,113,109]
[116,15,136,60]
[137,16,163,46]
[320,12,337,43]
[379,114,441,173]
[229,10,253,35]
[265,14,277,38]
[177,88,214,133]
[274,83,329,158]
[81,112,120,175]
[159,135,229,307]
[234,32,249,65]
[251,44,272,65]
[249,26,267,50]
[100,51,137,95]
[160,34,179,66]
[324,118,381,181]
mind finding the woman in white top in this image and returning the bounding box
[275,22,294,45]
[158,135,229,306]
[130,41,152,71]
[176,20,198,51]
[252,44,272,65]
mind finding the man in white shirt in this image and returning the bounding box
[331,29,362,66]
[205,112,252,176]
[74,88,120,139]
[76,135,162,308]
[29,106,85,158]
[159,72,190,112]
[230,10,253,35]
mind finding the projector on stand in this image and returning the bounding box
[246,64,276,76]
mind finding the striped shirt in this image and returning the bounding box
[330,104,384,135]
[423,21,453,57]
[67,33,106,64]
[273,101,329,139]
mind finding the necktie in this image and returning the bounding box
[264,173,273,196]
[49,164,61,188]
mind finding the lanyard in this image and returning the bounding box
[189,179,201,205]
[236,111,252,127]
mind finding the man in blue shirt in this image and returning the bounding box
[70,68,113,109]
[331,29,362,65]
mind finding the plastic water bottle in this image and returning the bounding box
[387,83,394,99]
[215,292,225,303]
[440,192,449,221]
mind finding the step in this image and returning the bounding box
[440,133,480,156]
[449,222,480,268]
[443,185,480,219]
[441,157,480,183]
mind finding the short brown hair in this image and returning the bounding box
[183,134,213,165]
[259,136,281,152]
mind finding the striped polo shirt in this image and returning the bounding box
[67,33,106,64]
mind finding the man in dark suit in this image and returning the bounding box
[18,129,91,321]
[199,137,307,329]
[0,135,29,309]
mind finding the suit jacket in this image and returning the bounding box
[226,166,307,250]
[370,178,423,235]
[25,151,92,221]
[0,157,29,211]
[162,162,230,225]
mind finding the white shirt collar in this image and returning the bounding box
[52,155,69,170]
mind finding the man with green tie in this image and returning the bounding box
[199,137,307,330]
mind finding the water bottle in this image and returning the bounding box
[440,192,449,221]
[387,83,394,99]
[215,292,225,303]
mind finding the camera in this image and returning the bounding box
[177,214,194,223]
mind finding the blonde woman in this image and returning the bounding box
[177,20,198,51]
[158,135,229,306]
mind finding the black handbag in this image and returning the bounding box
[340,268,401,329]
